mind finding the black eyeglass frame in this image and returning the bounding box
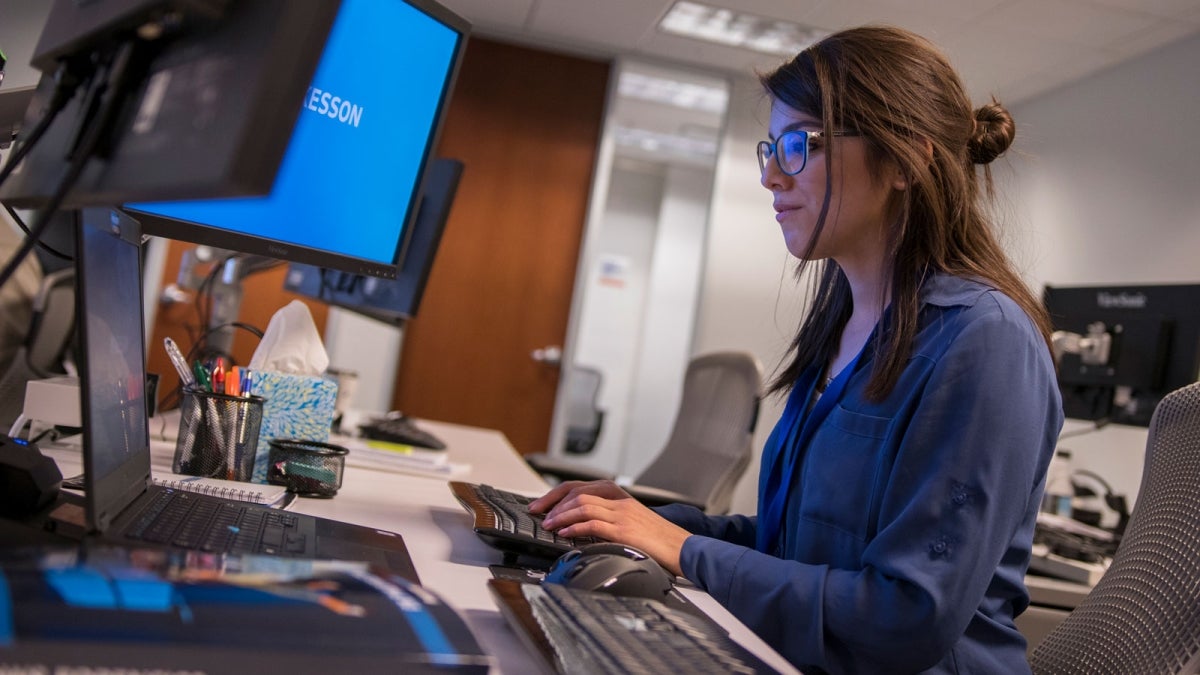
[757,129,861,176]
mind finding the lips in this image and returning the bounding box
[774,203,801,222]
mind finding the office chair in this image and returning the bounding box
[1029,381,1200,675]
[0,267,76,432]
[527,351,763,515]
[563,365,604,455]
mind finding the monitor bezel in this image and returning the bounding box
[122,0,471,280]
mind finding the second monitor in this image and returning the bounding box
[283,157,463,326]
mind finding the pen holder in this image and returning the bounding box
[173,388,265,483]
[266,439,348,498]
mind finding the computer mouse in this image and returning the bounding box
[543,542,675,604]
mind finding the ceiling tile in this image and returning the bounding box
[530,0,667,50]
[1087,0,1200,20]
[941,24,1095,104]
[436,0,537,32]
[1107,20,1200,60]
[973,0,1162,48]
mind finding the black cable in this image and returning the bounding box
[3,202,72,260]
[1057,417,1111,440]
[0,41,139,291]
[0,62,84,190]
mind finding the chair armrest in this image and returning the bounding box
[524,453,615,484]
[622,483,706,510]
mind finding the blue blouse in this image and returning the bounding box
[656,274,1064,674]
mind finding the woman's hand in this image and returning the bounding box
[528,480,690,577]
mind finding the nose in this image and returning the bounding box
[760,159,788,191]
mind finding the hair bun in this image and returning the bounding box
[969,102,1015,164]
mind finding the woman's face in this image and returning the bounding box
[760,100,900,270]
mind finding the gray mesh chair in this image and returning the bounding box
[1029,381,1200,674]
[527,351,763,515]
[0,267,76,431]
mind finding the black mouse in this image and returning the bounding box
[543,542,675,604]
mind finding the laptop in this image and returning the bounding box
[71,208,420,584]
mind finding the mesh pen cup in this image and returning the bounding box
[173,388,265,483]
[266,439,348,498]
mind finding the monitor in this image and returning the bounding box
[282,157,463,325]
[0,0,342,209]
[1044,283,1200,426]
[123,0,469,279]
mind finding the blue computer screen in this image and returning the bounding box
[126,0,465,276]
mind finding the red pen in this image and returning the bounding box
[212,358,225,395]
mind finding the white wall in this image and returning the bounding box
[572,164,662,474]
[694,77,811,514]
[694,34,1200,515]
[621,164,711,479]
[1004,33,1200,508]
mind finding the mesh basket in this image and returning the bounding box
[266,438,348,498]
[173,388,265,482]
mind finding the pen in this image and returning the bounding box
[212,358,226,395]
[164,337,196,388]
[192,361,213,393]
[227,366,241,397]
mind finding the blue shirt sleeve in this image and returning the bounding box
[654,504,758,547]
[676,289,1063,673]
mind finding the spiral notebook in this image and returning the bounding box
[153,472,293,509]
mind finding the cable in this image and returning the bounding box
[1057,417,1110,440]
[0,61,85,190]
[0,41,139,291]
[3,202,72,260]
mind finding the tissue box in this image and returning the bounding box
[248,371,337,482]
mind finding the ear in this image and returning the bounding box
[893,137,934,191]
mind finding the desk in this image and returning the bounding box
[40,418,798,674]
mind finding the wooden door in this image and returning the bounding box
[391,39,610,456]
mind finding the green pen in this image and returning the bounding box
[192,361,213,392]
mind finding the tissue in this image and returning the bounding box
[249,300,330,374]
[247,301,338,482]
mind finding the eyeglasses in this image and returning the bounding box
[757,129,860,176]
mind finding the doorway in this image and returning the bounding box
[550,61,731,478]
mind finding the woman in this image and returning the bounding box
[530,26,1063,674]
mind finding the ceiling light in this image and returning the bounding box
[617,71,728,114]
[658,1,826,57]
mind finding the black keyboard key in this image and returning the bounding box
[449,481,600,560]
[488,580,778,674]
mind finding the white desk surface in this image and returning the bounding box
[42,417,799,675]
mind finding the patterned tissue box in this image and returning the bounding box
[247,371,338,483]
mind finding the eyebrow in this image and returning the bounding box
[768,120,821,140]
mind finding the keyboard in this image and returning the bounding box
[449,481,599,560]
[488,579,780,674]
[120,488,313,556]
[359,414,446,450]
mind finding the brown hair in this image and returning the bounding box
[760,25,1052,400]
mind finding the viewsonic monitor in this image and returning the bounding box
[123,0,469,279]
[1044,283,1200,426]
[283,157,463,325]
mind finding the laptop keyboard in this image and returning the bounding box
[449,481,598,560]
[122,489,311,556]
[489,579,779,674]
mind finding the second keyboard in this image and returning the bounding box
[449,481,598,560]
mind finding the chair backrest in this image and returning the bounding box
[635,351,763,515]
[1030,381,1200,674]
[563,365,604,455]
[0,267,76,429]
